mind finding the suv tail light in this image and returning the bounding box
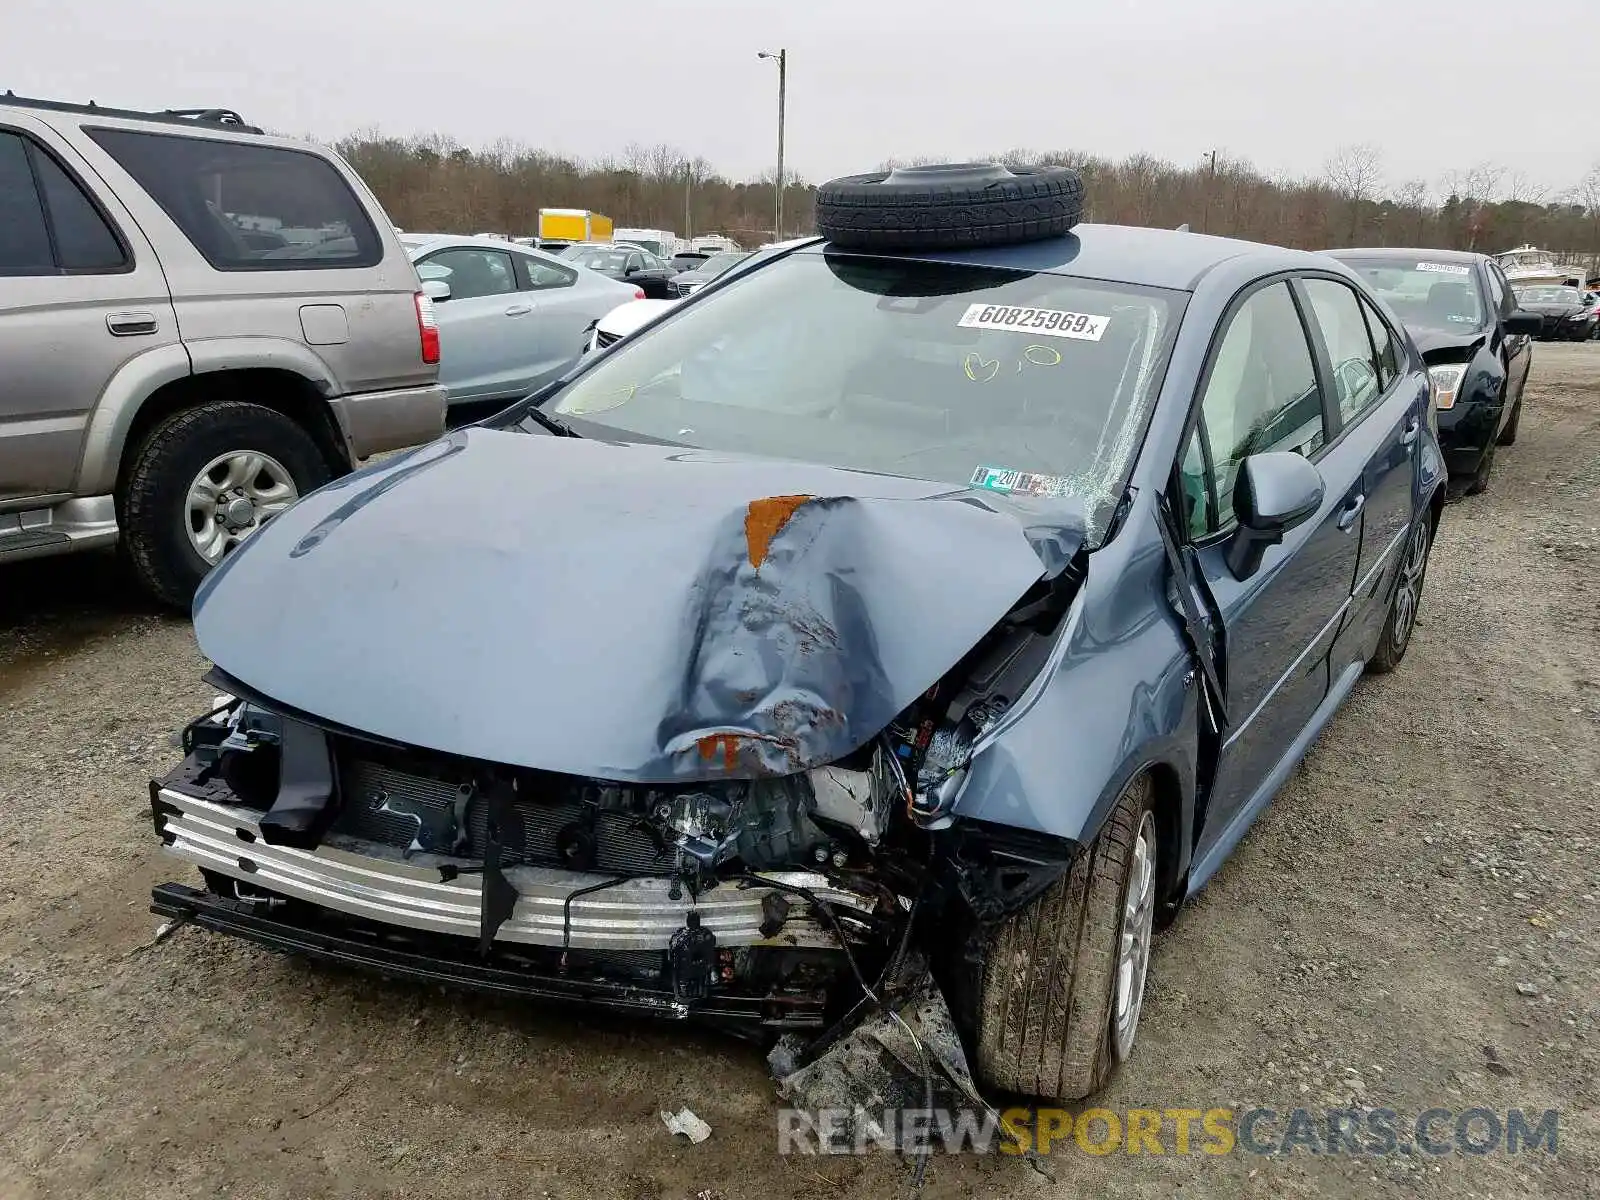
[633,288,647,300]
[414,292,440,364]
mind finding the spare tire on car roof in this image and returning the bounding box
[815,162,1084,251]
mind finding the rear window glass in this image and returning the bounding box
[87,128,381,271]
[0,132,54,274]
[31,146,127,271]
[1339,259,1486,328]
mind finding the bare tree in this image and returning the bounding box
[1324,144,1384,240]
[1573,164,1600,270]
[1504,171,1547,205]
[329,127,1600,264]
[1392,178,1430,244]
[1442,163,1505,248]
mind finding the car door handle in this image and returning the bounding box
[504,304,533,316]
[106,311,158,336]
[1337,493,1365,531]
[1400,416,1421,447]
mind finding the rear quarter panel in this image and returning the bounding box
[50,119,432,397]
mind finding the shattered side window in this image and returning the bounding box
[544,251,1186,543]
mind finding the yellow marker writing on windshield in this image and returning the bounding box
[963,352,1000,383]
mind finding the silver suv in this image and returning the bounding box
[0,95,446,605]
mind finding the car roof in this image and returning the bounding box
[402,233,568,263]
[1327,247,1486,265]
[809,223,1331,291]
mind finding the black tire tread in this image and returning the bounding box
[976,775,1151,1102]
[1466,440,1496,495]
[121,401,327,610]
[816,166,1084,251]
[1497,397,1521,446]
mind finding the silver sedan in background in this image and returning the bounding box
[403,235,639,410]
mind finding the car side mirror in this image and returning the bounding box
[1503,310,1542,336]
[421,278,451,302]
[1225,452,1326,580]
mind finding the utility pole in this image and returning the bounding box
[759,48,787,240]
[1202,148,1218,233]
[684,168,692,241]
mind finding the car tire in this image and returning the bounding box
[1465,440,1497,495]
[815,163,1084,251]
[974,773,1157,1103]
[121,402,330,610]
[1367,511,1434,675]
[1497,395,1522,446]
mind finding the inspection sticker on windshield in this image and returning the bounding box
[1416,262,1471,275]
[970,466,1075,498]
[958,303,1109,341]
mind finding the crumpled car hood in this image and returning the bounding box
[1409,323,1485,358]
[193,429,1083,783]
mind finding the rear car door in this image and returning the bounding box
[415,246,526,403]
[1181,278,1363,868]
[0,118,179,503]
[510,250,595,391]
[1298,275,1420,671]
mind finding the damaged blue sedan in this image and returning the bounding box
[150,164,1445,1105]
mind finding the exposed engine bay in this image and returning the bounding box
[148,555,1086,1131]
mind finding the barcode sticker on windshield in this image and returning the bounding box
[958,303,1109,341]
[1416,262,1471,275]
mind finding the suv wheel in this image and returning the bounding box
[122,402,329,608]
[974,774,1157,1102]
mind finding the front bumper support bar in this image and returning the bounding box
[153,785,872,952]
[151,882,830,1029]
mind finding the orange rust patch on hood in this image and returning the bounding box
[744,495,812,570]
[697,733,743,771]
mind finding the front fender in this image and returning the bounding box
[948,520,1199,883]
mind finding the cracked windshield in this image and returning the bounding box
[543,251,1182,537]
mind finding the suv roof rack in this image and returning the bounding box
[0,91,264,135]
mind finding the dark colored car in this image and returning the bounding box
[148,163,1445,1107]
[1516,284,1596,341]
[561,244,678,299]
[1330,249,1540,494]
[669,250,752,296]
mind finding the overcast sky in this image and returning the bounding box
[12,0,1597,199]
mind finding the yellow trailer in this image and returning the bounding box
[537,209,613,243]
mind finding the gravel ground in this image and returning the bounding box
[2,346,1597,1199]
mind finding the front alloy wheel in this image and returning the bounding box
[1113,810,1158,1060]
[975,774,1158,1102]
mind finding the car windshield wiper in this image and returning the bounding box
[520,406,576,437]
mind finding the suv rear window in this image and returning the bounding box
[87,128,382,271]
[0,130,128,274]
